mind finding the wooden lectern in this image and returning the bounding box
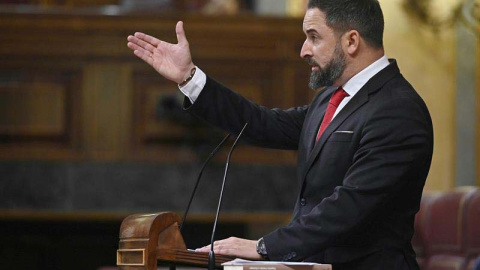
[117,212,234,269]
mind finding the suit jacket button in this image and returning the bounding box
[300,198,306,206]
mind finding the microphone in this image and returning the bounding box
[169,134,230,270]
[180,133,231,232]
[208,123,248,270]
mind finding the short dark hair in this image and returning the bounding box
[308,0,384,48]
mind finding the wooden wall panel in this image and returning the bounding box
[0,69,83,159]
[0,82,65,137]
[130,69,197,163]
[0,7,310,164]
[82,63,132,160]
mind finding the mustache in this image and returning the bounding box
[305,57,319,66]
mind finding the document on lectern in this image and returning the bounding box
[222,259,332,270]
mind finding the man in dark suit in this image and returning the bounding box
[127,0,433,269]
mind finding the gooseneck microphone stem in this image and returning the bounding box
[208,123,248,270]
[180,133,231,232]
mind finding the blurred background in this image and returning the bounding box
[0,0,478,269]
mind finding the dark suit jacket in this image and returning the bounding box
[184,60,433,270]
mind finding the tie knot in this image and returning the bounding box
[330,88,349,107]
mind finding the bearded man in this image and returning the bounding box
[127,0,434,269]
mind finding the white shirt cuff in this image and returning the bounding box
[178,66,207,104]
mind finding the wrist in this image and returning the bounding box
[256,237,269,260]
[178,64,196,86]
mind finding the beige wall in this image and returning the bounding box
[380,0,457,191]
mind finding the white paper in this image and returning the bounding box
[222,259,319,266]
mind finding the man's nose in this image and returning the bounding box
[300,40,312,59]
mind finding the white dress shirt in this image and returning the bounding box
[333,55,389,119]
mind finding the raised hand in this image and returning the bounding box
[127,21,195,84]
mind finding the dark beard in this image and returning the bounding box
[307,43,346,90]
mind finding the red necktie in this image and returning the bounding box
[316,88,349,142]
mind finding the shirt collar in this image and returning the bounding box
[342,55,389,97]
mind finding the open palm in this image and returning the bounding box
[127,21,195,84]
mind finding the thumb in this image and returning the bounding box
[176,21,188,45]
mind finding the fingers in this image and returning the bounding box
[195,238,239,255]
[126,39,148,55]
[175,21,189,45]
[196,243,234,255]
[194,238,261,260]
[195,244,211,253]
[134,32,161,47]
[127,34,160,66]
[127,34,158,54]
[195,240,230,254]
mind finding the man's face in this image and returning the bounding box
[301,8,346,90]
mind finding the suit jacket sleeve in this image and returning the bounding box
[263,91,433,261]
[184,75,308,150]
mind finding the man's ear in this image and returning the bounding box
[344,30,360,55]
